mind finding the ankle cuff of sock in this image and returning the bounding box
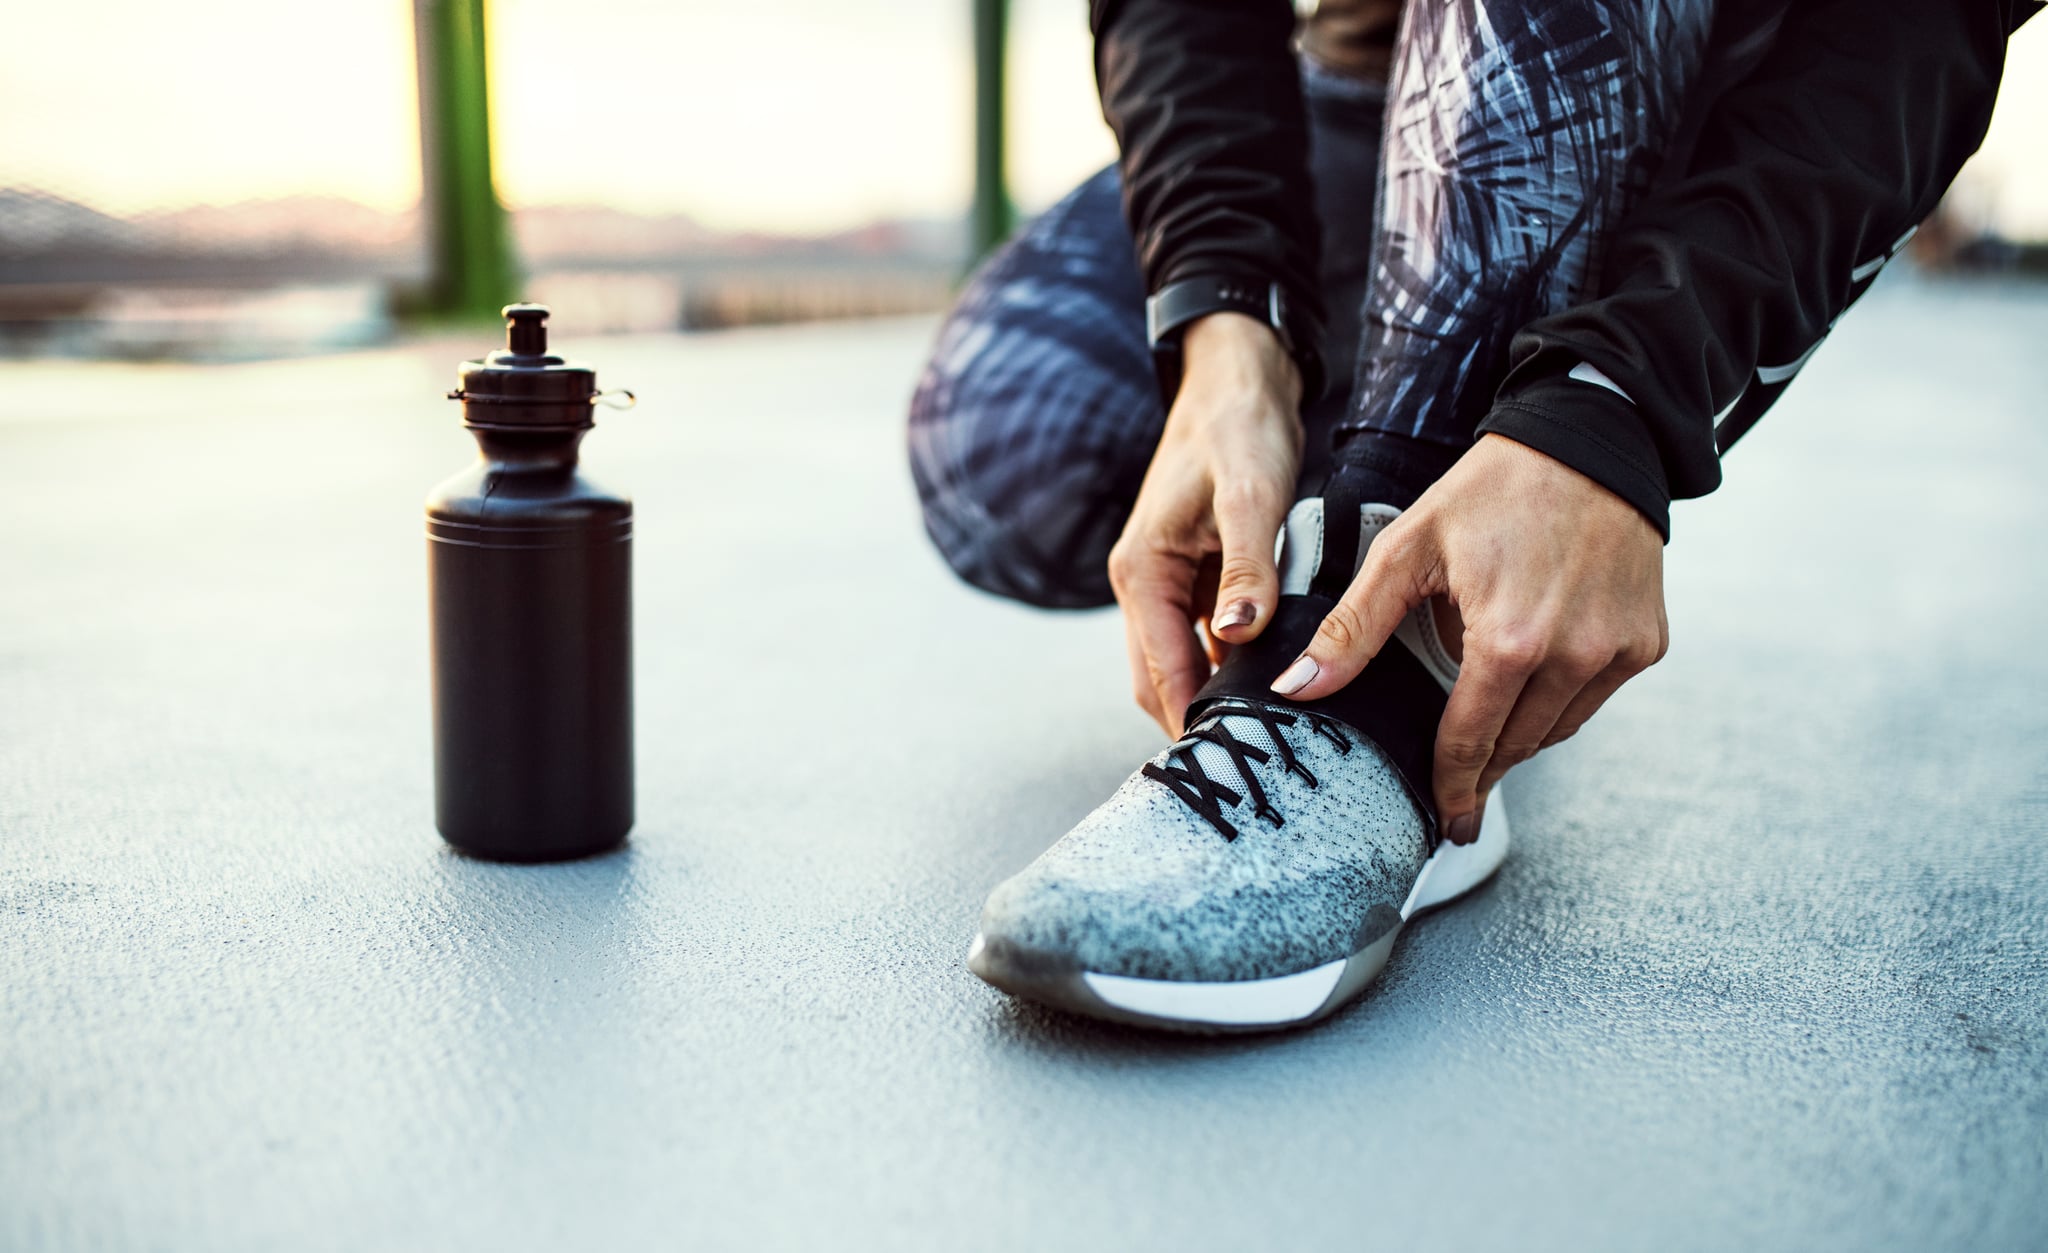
[1328,431,1464,509]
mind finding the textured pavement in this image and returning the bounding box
[3,277,2045,1251]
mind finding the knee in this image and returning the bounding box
[909,380,1137,611]
[908,333,1154,611]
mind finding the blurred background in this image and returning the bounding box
[0,0,1114,357]
[0,0,2043,361]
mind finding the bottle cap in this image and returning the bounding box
[448,304,600,427]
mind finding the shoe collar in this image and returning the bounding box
[1276,497,1460,693]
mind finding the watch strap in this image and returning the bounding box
[1146,275,1325,405]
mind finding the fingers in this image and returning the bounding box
[1121,614,1168,735]
[1140,608,1208,740]
[1272,522,1434,701]
[1519,634,1660,760]
[1463,638,1661,820]
[1429,632,1549,844]
[1110,551,1210,740]
[1469,658,1597,802]
[1190,554,1232,669]
[1199,619,1234,671]
[1533,668,1629,755]
[1208,476,1289,646]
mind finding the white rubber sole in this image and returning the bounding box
[967,798,1511,1034]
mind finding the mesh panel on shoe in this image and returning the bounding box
[1186,711,1283,784]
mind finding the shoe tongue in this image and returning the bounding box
[1276,497,1400,594]
[1273,497,1460,692]
[1187,711,1282,790]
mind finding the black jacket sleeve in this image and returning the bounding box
[1091,0,1326,349]
[1482,0,2038,537]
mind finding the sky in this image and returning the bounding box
[0,0,2043,238]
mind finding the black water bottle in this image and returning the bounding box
[427,304,634,861]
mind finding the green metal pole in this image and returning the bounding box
[971,0,1013,261]
[413,0,517,322]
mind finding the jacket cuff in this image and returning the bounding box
[1475,375,1674,540]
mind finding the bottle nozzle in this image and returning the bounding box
[503,303,549,356]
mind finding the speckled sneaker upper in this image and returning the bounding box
[978,697,1429,982]
[969,497,1489,1029]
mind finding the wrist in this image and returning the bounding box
[1180,312,1302,407]
[1470,433,1663,549]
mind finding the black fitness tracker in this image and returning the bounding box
[1145,275,1325,406]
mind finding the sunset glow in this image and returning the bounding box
[1,0,2040,237]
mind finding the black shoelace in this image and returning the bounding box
[1141,703,1352,841]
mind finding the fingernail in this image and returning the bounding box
[1270,654,1318,696]
[1445,812,1479,846]
[1213,600,1256,632]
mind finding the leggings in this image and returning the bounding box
[909,0,1716,610]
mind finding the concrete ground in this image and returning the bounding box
[3,276,2045,1251]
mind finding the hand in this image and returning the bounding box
[1271,433,1669,843]
[1107,313,1303,738]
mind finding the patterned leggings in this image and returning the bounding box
[909,1,1716,609]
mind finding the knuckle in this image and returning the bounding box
[1317,602,1363,653]
[1382,508,1431,543]
[1107,540,1169,593]
[1105,543,1135,587]
[1480,632,1546,674]
[1215,474,1280,516]
[1437,736,1491,772]
[1617,629,1665,672]
[1492,740,1540,767]
[1356,546,1401,595]
[1371,526,1431,585]
[1559,642,1614,681]
[1370,524,1418,567]
[1217,552,1271,592]
[1540,722,1583,749]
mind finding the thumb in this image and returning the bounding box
[1270,522,1434,701]
[1208,476,1289,645]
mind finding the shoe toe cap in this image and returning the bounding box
[977,863,1366,983]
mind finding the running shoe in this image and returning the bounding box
[967,492,1510,1032]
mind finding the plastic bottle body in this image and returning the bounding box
[427,428,634,861]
